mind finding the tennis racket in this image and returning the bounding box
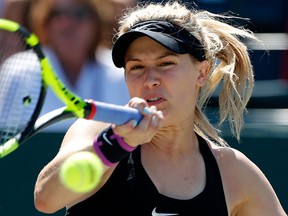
[0,18,142,158]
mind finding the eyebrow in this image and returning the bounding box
[125,51,179,64]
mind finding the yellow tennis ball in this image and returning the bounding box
[60,151,103,193]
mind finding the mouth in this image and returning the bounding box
[146,97,161,102]
[145,96,165,106]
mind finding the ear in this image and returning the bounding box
[197,60,210,87]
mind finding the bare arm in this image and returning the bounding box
[34,97,164,213]
[235,152,286,216]
[215,147,286,216]
[34,119,112,213]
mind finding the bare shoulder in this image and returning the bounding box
[207,143,256,192]
[208,142,272,184]
[208,142,270,193]
[207,142,286,215]
[208,143,249,169]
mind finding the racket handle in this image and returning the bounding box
[90,101,143,125]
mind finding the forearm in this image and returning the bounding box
[34,119,110,213]
[34,155,72,213]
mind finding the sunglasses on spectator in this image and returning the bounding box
[49,6,94,20]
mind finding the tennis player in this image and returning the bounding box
[34,1,286,215]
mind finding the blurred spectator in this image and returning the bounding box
[0,0,4,17]
[99,0,137,49]
[1,0,30,26]
[26,0,130,131]
[96,0,137,71]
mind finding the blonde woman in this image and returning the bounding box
[34,1,286,215]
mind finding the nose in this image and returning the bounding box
[144,69,160,88]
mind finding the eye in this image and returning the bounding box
[126,64,145,74]
[160,61,174,66]
[130,65,144,70]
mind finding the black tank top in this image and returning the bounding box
[65,135,228,215]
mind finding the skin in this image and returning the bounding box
[34,36,286,215]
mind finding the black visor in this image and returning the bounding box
[112,20,206,68]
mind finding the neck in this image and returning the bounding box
[146,127,200,157]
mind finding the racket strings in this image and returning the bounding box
[0,30,42,145]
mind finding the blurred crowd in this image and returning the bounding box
[0,0,137,131]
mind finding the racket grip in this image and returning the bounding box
[90,101,143,125]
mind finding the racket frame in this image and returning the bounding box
[0,19,92,157]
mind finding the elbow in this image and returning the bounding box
[34,189,59,214]
[34,199,53,214]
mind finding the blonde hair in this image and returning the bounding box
[116,1,258,146]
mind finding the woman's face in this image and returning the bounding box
[124,36,208,125]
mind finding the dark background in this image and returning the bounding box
[0,0,287,215]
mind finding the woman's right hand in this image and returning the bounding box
[111,97,164,147]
